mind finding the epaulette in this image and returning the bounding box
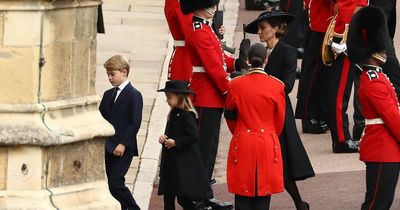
[193,22,202,31]
[366,70,379,80]
[270,75,284,85]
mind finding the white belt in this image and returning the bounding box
[193,66,206,73]
[174,40,185,47]
[365,118,384,125]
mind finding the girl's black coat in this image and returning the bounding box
[158,108,210,199]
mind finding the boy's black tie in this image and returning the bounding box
[110,87,119,109]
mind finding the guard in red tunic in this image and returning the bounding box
[295,0,333,134]
[225,43,286,210]
[164,0,193,82]
[324,0,367,153]
[180,0,248,209]
[347,6,400,210]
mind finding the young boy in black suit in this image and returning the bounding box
[99,55,143,210]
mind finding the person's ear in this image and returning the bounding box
[121,69,128,76]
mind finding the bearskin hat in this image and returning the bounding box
[347,6,390,63]
[180,0,220,15]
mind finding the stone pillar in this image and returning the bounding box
[0,1,118,209]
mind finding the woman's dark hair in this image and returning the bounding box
[266,17,288,39]
[247,43,267,68]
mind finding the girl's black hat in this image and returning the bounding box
[244,10,294,34]
[157,80,194,94]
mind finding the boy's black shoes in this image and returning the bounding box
[193,201,212,210]
[302,119,329,134]
[332,140,359,153]
[209,177,216,185]
[207,198,234,210]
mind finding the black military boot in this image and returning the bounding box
[332,140,359,153]
[193,201,212,210]
[207,197,233,210]
[302,119,328,134]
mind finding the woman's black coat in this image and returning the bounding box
[158,108,210,199]
[265,40,315,181]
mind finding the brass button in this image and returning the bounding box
[247,129,250,132]
[261,129,264,132]
[234,159,237,163]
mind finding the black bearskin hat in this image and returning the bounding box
[180,0,220,15]
[347,6,390,63]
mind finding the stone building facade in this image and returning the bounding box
[0,0,118,209]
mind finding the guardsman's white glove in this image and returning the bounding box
[331,42,347,55]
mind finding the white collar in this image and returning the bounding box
[117,80,129,91]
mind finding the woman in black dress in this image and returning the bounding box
[245,10,315,210]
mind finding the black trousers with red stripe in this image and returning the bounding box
[327,54,355,144]
[295,31,330,121]
[195,107,223,181]
[361,162,400,210]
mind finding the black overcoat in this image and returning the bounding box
[158,108,210,199]
[265,40,315,181]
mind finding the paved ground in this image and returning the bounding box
[148,0,400,209]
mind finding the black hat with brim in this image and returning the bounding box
[347,6,390,64]
[180,0,220,15]
[157,80,194,94]
[244,10,295,34]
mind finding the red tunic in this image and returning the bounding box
[164,0,193,82]
[225,70,286,197]
[185,17,235,108]
[358,68,400,162]
[308,0,367,34]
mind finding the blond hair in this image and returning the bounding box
[168,93,198,119]
[103,55,130,75]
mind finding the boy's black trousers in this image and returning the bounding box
[105,152,141,210]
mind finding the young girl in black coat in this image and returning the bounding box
[157,80,211,210]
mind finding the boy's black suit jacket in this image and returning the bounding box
[99,82,143,156]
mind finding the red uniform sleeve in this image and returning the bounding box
[365,81,400,142]
[224,54,235,73]
[334,0,356,36]
[192,30,230,94]
[224,88,237,133]
[274,86,286,136]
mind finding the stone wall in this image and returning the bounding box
[0,1,118,209]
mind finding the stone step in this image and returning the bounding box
[131,0,164,7]
[130,5,164,13]
[97,25,169,41]
[122,17,166,26]
[131,60,163,70]
[103,4,131,12]
[103,11,165,21]
[97,37,168,55]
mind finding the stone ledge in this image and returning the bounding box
[0,95,100,113]
[0,181,119,210]
[0,0,101,11]
[0,104,114,146]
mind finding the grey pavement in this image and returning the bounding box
[96,0,400,209]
